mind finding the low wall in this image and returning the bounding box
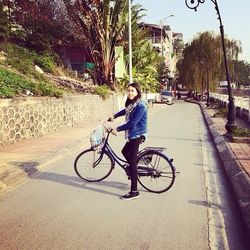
[210,96,250,123]
[217,88,250,96]
[0,94,122,146]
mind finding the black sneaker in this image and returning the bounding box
[121,191,140,200]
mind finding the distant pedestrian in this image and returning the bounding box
[109,82,148,200]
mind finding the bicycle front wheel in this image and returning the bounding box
[137,150,175,193]
[74,148,114,182]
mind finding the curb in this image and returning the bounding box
[187,100,250,238]
[0,136,89,194]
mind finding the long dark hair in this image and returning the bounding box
[125,82,142,107]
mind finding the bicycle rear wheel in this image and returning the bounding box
[74,148,114,182]
[137,150,175,193]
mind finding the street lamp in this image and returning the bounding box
[160,14,175,58]
[114,0,132,83]
[185,0,236,133]
[128,0,133,83]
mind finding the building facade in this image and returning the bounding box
[142,23,183,89]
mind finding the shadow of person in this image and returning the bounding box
[34,171,128,197]
[9,160,129,197]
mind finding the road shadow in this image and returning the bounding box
[189,199,225,210]
[10,160,130,197]
[188,199,210,208]
[35,170,129,197]
[9,161,40,176]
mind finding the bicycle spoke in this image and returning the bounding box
[74,149,113,182]
[137,150,175,193]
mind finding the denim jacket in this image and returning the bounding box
[114,100,147,140]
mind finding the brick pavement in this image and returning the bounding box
[206,107,250,177]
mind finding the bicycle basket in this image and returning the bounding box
[90,125,105,148]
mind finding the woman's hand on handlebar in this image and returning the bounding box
[104,118,116,135]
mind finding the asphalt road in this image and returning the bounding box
[0,101,248,250]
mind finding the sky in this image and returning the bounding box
[134,0,250,63]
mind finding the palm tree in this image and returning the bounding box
[62,0,128,89]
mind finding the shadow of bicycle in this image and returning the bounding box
[36,170,129,197]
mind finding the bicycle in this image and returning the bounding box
[74,124,177,193]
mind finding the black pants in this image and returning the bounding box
[122,137,142,192]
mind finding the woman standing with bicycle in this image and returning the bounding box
[110,82,148,200]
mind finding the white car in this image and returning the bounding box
[160,90,174,105]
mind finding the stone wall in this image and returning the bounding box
[0,94,122,146]
[217,88,250,96]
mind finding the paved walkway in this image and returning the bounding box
[0,101,249,237]
[0,120,98,193]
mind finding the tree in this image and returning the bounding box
[61,0,129,89]
[0,1,10,41]
[177,31,241,93]
[231,60,250,87]
[0,0,25,42]
[173,38,185,56]
[0,0,69,53]
[13,0,68,52]
[120,4,164,92]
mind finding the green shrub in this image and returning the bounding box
[36,81,63,98]
[232,128,250,137]
[0,85,15,98]
[34,54,56,74]
[213,108,227,117]
[94,85,111,100]
[0,43,57,76]
[0,67,63,98]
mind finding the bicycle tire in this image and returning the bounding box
[74,148,114,182]
[137,150,175,193]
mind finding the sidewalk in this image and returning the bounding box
[204,105,250,177]
[198,101,250,239]
[0,102,250,237]
[0,120,98,193]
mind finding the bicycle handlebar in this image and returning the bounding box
[103,120,114,134]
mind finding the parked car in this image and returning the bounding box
[160,90,174,105]
[142,92,160,103]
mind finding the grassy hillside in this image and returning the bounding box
[0,43,93,98]
[0,66,63,98]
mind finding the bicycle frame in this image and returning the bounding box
[99,130,127,170]
[96,127,177,175]
[98,129,171,167]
